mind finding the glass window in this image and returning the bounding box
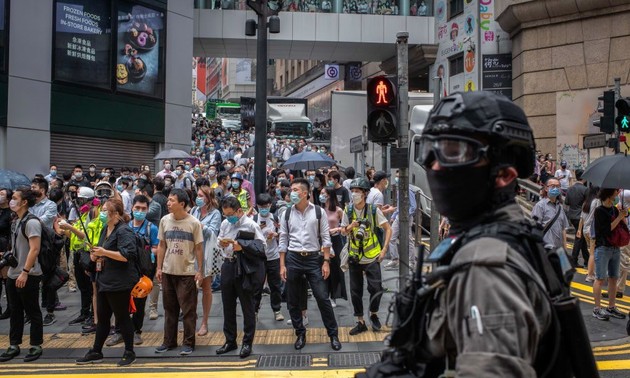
[449,53,464,77]
[448,0,463,19]
[53,0,112,89]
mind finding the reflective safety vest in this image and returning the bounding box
[347,204,380,259]
[236,189,249,213]
[69,210,104,252]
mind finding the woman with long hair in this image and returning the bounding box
[320,187,348,306]
[76,198,139,366]
[581,184,600,282]
[190,186,221,336]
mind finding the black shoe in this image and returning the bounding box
[0,310,10,320]
[602,292,623,299]
[239,344,252,358]
[76,350,104,365]
[81,324,97,335]
[43,313,56,326]
[81,318,94,329]
[349,321,368,335]
[370,314,382,331]
[117,350,136,367]
[216,342,238,355]
[294,334,306,350]
[24,346,42,362]
[69,314,88,326]
[330,336,342,351]
[0,346,20,362]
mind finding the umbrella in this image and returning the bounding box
[153,149,192,160]
[281,151,336,171]
[0,169,31,190]
[581,153,630,189]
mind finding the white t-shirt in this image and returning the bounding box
[366,187,384,207]
[554,169,572,190]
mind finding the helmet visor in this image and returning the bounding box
[419,134,488,168]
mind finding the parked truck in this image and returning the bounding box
[240,96,314,140]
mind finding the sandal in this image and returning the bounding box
[197,325,208,336]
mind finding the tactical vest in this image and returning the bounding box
[69,211,104,251]
[347,204,380,260]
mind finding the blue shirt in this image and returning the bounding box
[392,188,417,221]
[128,220,159,248]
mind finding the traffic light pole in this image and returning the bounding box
[614,77,621,153]
[396,32,410,280]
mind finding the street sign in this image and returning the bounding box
[583,133,607,149]
[350,135,365,153]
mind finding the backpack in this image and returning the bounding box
[20,213,62,275]
[284,204,322,247]
[254,213,279,225]
[130,221,156,279]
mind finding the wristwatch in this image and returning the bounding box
[323,258,330,263]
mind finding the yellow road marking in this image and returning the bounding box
[1,370,366,378]
[598,359,630,370]
[593,343,630,352]
[572,291,630,312]
[0,360,259,369]
[594,349,630,356]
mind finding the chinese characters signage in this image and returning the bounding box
[54,0,111,89]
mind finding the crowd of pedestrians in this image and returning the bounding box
[531,165,630,328]
[0,120,415,366]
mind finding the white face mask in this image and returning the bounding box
[352,192,363,205]
[9,199,19,211]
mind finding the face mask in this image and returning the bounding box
[195,167,201,173]
[50,170,57,176]
[185,165,191,170]
[74,173,82,179]
[225,164,233,169]
[209,170,216,177]
[259,208,271,217]
[427,165,492,222]
[9,199,19,211]
[133,211,147,221]
[195,197,205,207]
[133,185,138,191]
[327,180,335,187]
[319,195,328,203]
[227,215,239,224]
[80,204,90,214]
[231,182,240,189]
[92,198,101,206]
[548,187,561,198]
[394,177,399,184]
[209,147,215,151]
[99,211,108,223]
[175,170,182,176]
[117,184,124,192]
[165,164,172,170]
[351,192,363,205]
[290,191,301,204]
[103,172,110,177]
[89,168,96,173]
[308,175,315,183]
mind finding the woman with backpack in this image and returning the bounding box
[76,198,139,366]
[190,186,221,337]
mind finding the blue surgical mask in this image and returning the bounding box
[227,215,239,224]
[290,191,301,204]
[259,208,271,217]
[99,211,108,223]
[327,180,334,187]
[195,197,205,207]
[308,175,315,183]
[175,170,183,176]
[50,170,57,176]
[319,195,328,203]
[133,211,146,221]
[117,184,123,192]
[231,181,240,189]
[548,187,561,198]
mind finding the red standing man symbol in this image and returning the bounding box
[376,80,388,104]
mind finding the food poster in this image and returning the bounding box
[54,0,111,89]
[116,1,165,98]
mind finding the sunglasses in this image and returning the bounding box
[418,134,489,168]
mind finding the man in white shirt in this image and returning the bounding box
[279,178,341,352]
[554,160,573,194]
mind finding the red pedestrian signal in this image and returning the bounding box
[367,76,397,143]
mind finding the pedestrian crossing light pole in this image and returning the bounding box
[246,0,281,195]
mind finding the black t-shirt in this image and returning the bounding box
[0,207,12,252]
[594,205,618,248]
[86,173,101,185]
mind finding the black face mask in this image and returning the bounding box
[427,165,492,223]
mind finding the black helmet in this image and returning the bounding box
[423,91,536,178]
[350,177,370,191]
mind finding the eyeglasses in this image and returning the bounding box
[418,134,489,168]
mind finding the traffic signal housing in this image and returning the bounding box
[594,90,615,133]
[616,97,630,133]
[367,76,398,143]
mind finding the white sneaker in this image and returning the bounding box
[286,316,309,326]
[330,299,337,308]
[585,275,595,283]
[149,309,159,320]
[274,311,285,321]
[69,287,77,293]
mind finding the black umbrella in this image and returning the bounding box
[0,169,31,190]
[581,153,630,189]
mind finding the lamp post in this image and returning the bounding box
[246,0,280,195]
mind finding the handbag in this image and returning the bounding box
[46,267,70,291]
[203,231,223,278]
[608,212,630,247]
[78,250,96,273]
